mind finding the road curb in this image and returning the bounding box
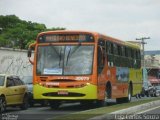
[90,99,160,120]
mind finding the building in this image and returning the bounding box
[0,47,32,77]
[145,50,160,68]
[144,50,160,85]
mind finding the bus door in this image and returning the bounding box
[98,39,105,74]
[97,39,106,99]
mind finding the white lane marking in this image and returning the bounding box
[137,106,160,114]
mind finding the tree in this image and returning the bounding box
[0,15,66,49]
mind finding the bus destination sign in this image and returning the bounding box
[38,34,94,43]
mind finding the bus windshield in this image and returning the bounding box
[36,45,94,75]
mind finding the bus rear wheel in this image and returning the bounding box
[124,85,132,102]
[116,85,132,103]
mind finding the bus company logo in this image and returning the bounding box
[46,82,59,86]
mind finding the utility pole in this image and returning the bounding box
[136,37,150,68]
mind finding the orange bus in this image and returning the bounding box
[28,30,142,108]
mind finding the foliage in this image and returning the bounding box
[53,97,160,120]
[0,15,65,49]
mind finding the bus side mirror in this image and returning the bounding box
[28,43,36,65]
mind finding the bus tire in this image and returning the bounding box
[106,82,111,99]
[50,101,60,109]
[124,84,132,103]
[0,96,6,113]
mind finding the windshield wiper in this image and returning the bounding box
[65,44,81,66]
[51,46,63,67]
[59,47,62,67]
[66,47,71,66]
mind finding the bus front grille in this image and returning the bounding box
[42,92,85,97]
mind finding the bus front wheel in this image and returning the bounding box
[50,101,60,109]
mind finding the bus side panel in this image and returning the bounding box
[112,67,129,99]
[129,68,143,96]
[97,65,117,100]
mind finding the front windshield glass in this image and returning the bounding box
[0,76,5,86]
[37,45,94,75]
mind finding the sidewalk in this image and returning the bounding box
[90,99,160,120]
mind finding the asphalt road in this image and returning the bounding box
[1,96,157,120]
[137,105,160,120]
[142,106,160,114]
[126,104,160,120]
[2,102,96,120]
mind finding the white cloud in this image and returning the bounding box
[0,0,160,50]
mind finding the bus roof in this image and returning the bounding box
[38,30,98,36]
[38,30,140,49]
[98,33,140,49]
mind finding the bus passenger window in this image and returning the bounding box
[114,44,118,55]
[117,45,122,56]
[106,42,111,54]
[131,49,134,58]
[111,43,114,54]
[124,47,128,57]
[121,46,125,56]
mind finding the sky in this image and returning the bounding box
[0,0,160,50]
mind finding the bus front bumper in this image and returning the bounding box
[33,83,98,100]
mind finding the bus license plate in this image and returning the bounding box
[58,90,68,95]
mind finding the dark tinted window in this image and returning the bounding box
[14,78,23,86]
[7,77,15,87]
[98,39,105,73]
[114,44,118,55]
[111,43,114,54]
[117,45,122,56]
[106,42,111,54]
[124,47,128,57]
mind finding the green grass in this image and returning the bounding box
[52,97,160,120]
